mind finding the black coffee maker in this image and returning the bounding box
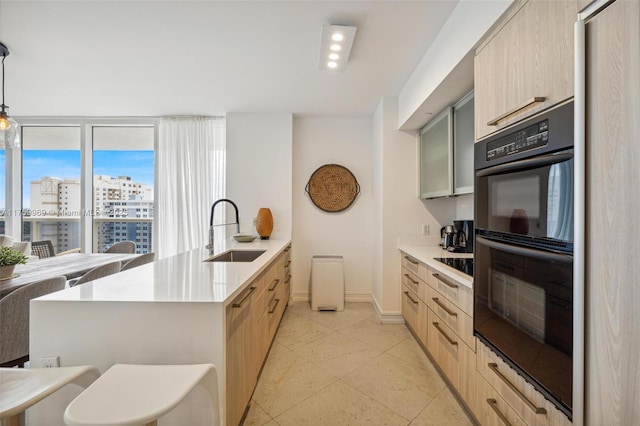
[450,220,474,253]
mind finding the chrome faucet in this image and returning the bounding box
[209,199,240,248]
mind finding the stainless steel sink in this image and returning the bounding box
[204,250,266,262]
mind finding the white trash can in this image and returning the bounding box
[311,255,344,311]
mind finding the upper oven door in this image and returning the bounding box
[475,150,574,246]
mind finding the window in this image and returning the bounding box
[93,127,154,254]
[11,119,157,254]
[21,127,82,253]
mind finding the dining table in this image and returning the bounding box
[0,252,140,299]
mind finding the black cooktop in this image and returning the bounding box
[434,257,473,277]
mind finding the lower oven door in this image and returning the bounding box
[474,235,573,414]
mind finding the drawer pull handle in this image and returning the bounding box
[284,246,291,252]
[432,297,457,317]
[488,363,547,414]
[268,279,281,292]
[487,97,546,126]
[232,286,256,308]
[487,399,512,426]
[285,274,292,284]
[403,256,419,265]
[268,298,280,314]
[432,273,458,289]
[284,260,291,268]
[403,291,419,305]
[432,322,457,346]
[404,274,419,285]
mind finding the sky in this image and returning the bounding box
[0,150,154,208]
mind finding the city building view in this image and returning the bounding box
[25,174,153,254]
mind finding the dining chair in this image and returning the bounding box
[0,276,67,367]
[0,235,14,247]
[69,261,122,287]
[121,252,155,271]
[105,240,136,254]
[31,240,56,259]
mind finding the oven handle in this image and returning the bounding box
[476,236,573,264]
[476,151,573,177]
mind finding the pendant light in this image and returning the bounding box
[0,42,20,149]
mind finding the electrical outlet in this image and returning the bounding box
[41,356,60,368]
[422,224,430,235]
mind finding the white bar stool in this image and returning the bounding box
[63,364,220,426]
[0,366,99,426]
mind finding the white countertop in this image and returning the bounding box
[36,239,291,304]
[398,244,473,288]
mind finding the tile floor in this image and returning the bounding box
[244,302,474,426]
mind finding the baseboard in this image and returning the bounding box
[292,291,372,303]
[291,292,404,324]
[372,296,405,325]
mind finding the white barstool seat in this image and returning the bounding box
[64,364,220,426]
[0,366,99,424]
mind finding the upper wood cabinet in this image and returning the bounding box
[474,0,577,141]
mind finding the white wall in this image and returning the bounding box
[226,113,293,239]
[397,0,512,127]
[292,117,374,302]
[372,97,457,318]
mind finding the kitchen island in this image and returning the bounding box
[29,238,292,425]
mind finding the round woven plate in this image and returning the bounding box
[305,164,360,213]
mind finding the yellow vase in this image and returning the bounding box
[256,208,273,240]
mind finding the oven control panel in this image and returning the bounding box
[486,120,549,161]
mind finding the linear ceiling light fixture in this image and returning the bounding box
[319,24,357,72]
[0,42,19,149]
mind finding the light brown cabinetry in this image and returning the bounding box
[226,284,257,426]
[400,252,476,416]
[585,0,640,423]
[476,341,571,426]
[474,0,577,140]
[226,245,292,426]
[476,373,528,426]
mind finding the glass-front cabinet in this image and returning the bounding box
[419,108,453,198]
[453,91,475,194]
[419,91,474,199]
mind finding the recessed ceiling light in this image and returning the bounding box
[318,24,357,73]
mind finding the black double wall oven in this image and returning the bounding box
[474,102,574,418]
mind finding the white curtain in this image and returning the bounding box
[157,116,225,259]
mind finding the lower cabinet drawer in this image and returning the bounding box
[427,309,460,385]
[401,253,421,275]
[476,374,527,426]
[268,294,286,338]
[402,267,424,301]
[402,284,427,346]
[477,341,571,426]
[427,266,473,316]
[254,310,271,371]
[426,309,476,405]
[426,285,475,350]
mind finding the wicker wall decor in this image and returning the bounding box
[305,164,360,213]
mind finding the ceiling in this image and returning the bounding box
[0,0,459,118]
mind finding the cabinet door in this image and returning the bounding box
[226,285,256,426]
[586,0,640,424]
[474,0,576,140]
[453,91,475,194]
[419,108,453,198]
